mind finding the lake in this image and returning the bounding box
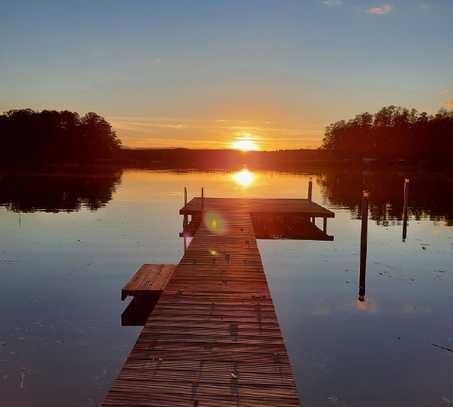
[0,168,452,407]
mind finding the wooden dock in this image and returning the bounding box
[122,264,176,300]
[103,197,334,407]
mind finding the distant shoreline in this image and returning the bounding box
[3,108,451,171]
[114,147,453,171]
[2,147,452,173]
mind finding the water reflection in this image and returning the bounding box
[231,168,256,188]
[0,169,452,407]
[319,170,453,225]
[0,170,122,212]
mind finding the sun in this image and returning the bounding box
[231,137,259,152]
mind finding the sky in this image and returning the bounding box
[1,0,452,150]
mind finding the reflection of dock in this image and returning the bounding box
[104,196,334,407]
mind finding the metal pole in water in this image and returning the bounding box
[308,177,313,201]
[402,178,409,242]
[359,190,369,302]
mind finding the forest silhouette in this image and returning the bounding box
[0,109,121,166]
[1,107,452,169]
[322,105,453,159]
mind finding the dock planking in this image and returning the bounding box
[181,197,334,218]
[103,197,333,406]
[122,264,176,300]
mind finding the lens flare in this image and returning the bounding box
[232,168,256,188]
[203,212,226,235]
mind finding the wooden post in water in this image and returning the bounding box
[402,178,409,242]
[308,177,313,201]
[201,187,204,211]
[359,190,369,302]
[183,187,188,228]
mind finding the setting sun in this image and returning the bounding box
[231,138,259,152]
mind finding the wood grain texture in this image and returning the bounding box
[122,264,176,300]
[104,198,303,407]
[180,197,334,218]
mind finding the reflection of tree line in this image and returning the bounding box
[319,170,453,226]
[0,171,122,213]
[1,169,452,224]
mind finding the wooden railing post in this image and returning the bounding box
[359,190,369,302]
[308,177,313,201]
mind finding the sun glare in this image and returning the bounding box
[231,137,259,152]
[232,168,256,188]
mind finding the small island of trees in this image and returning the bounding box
[321,105,453,160]
[0,109,121,167]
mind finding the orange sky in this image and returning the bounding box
[107,115,325,150]
[2,1,452,151]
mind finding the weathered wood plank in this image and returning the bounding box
[122,264,176,300]
[104,198,303,406]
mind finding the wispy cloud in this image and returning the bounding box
[367,4,393,15]
[322,0,343,6]
[444,100,453,108]
[440,89,449,96]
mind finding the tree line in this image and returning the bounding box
[0,109,121,166]
[321,106,453,160]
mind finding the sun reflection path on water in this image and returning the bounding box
[232,168,256,188]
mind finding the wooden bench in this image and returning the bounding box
[121,264,176,300]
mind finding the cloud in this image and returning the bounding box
[444,100,453,108]
[322,0,343,6]
[367,4,393,15]
[440,89,449,96]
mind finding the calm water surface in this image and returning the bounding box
[0,169,452,407]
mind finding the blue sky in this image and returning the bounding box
[1,0,452,149]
